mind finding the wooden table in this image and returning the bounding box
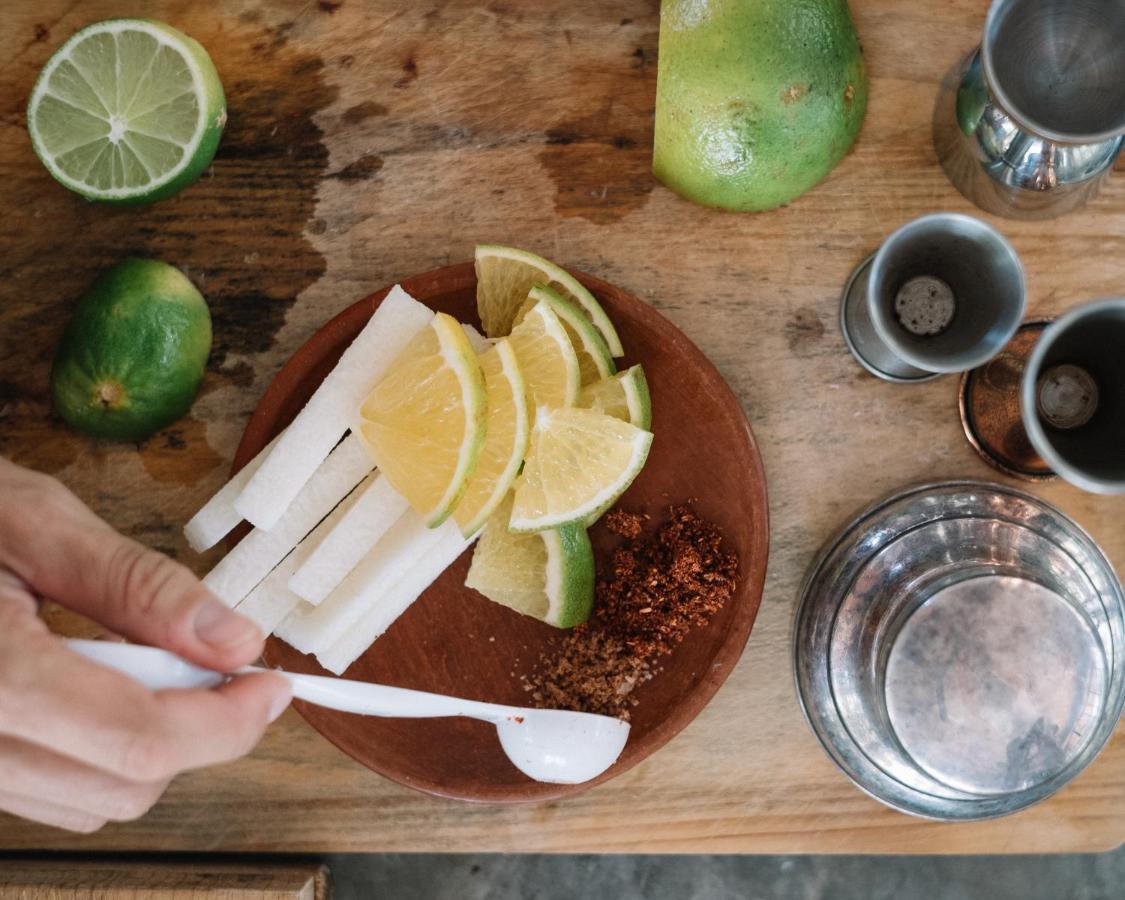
[1,0,1123,855]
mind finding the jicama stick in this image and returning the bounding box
[234,473,373,633]
[235,286,432,530]
[315,523,474,675]
[203,434,372,607]
[274,508,447,654]
[183,430,284,552]
[287,474,410,605]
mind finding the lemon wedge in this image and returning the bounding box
[358,312,486,526]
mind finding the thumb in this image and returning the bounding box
[3,471,263,671]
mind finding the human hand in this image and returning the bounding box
[0,457,291,833]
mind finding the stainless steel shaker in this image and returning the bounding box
[934,0,1125,219]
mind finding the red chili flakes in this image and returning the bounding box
[522,505,738,720]
[604,508,646,539]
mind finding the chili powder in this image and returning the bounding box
[523,505,739,720]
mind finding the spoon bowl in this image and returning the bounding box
[495,708,631,785]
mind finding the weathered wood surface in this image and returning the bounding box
[1,0,1123,854]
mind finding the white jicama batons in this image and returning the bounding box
[183,430,284,552]
[234,473,374,633]
[203,434,372,607]
[274,508,447,654]
[287,474,410,605]
[184,295,495,675]
[234,286,433,530]
[315,523,473,675]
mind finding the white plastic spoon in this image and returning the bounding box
[65,639,630,785]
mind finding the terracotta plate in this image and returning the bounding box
[239,263,770,803]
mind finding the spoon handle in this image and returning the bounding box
[65,639,520,722]
[277,669,520,722]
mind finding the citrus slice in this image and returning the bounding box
[523,284,615,385]
[510,407,653,532]
[465,493,594,628]
[27,19,226,205]
[453,339,531,537]
[475,244,624,356]
[506,299,581,413]
[577,365,652,430]
[358,312,487,527]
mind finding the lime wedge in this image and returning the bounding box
[510,406,653,533]
[358,313,487,527]
[475,244,624,356]
[578,365,652,430]
[27,19,225,205]
[453,339,531,537]
[507,299,581,413]
[465,493,594,628]
[524,284,615,385]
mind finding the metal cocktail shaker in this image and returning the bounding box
[934,0,1125,219]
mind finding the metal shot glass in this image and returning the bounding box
[840,213,1026,383]
[1022,299,1125,494]
[934,0,1125,220]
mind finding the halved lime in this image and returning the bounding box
[358,313,487,527]
[465,493,594,628]
[453,339,531,538]
[510,406,653,533]
[27,19,226,205]
[507,299,581,413]
[578,365,652,430]
[475,244,624,356]
[523,284,615,386]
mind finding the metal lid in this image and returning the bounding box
[959,320,1055,480]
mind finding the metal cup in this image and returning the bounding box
[1022,299,1125,494]
[934,0,1125,220]
[840,213,1026,383]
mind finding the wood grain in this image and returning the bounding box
[0,860,328,899]
[0,0,1123,854]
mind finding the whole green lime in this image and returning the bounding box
[51,258,212,441]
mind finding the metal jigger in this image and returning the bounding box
[960,299,1125,494]
[1024,300,1125,494]
[934,0,1125,220]
[840,213,1026,383]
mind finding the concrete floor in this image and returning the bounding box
[326,849,1125,899]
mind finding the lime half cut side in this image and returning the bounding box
[27,19,226,205]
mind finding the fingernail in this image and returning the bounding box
[194,600,261,649]
[268,682,292,723]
